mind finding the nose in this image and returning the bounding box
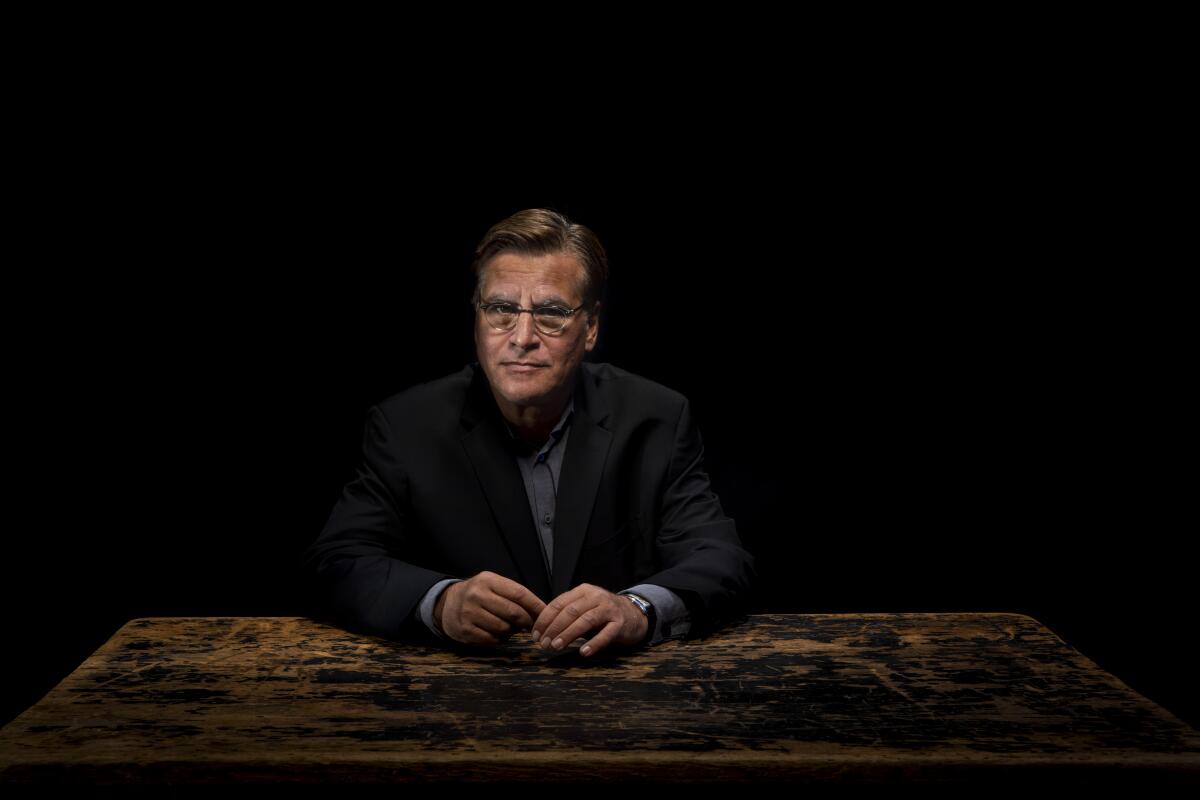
[510,310,540,350]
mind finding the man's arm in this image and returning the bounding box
[618,583,691,645]
[299,405,457,643]
[634,397,757,638]
[418,577,464,640]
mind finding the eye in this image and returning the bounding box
[492,303,517,314]
[535,306,569,318]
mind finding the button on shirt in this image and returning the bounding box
[416,393,691,646]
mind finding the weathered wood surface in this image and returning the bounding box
[1,613,1196,785]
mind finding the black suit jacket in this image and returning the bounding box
[299,360,756,644]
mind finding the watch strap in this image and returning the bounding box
[621,592,656,645]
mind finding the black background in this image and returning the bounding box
[4,89,1193,734]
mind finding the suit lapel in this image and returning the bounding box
[551,365,612,598]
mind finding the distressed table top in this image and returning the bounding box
[1,613,1196,785]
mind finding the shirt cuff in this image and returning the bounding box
[418,578,463,641]
[620,583,692,645]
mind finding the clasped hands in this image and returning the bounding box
[433,571,648,657]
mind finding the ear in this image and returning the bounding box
[584,303,600,352]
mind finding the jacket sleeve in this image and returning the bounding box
[636,398,757,638]
[298,404,457,643]
[618,583,692,644]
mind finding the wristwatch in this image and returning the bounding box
[621,592,656,645]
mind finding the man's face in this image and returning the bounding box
[474,250,599,414]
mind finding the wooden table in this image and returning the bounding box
[1,613,1196,785]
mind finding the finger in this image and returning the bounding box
[577,619,623,657]
[532,589,587,642]
[462,573,531,631]
[462,623,502,647]
[530,602,559,642]
[543,602,608,650]
[463,604,517,639]
[447,606,503,647]
[530,590,574,640]
[477,591,536,630]
[484,574,547,628]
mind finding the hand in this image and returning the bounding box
[531,583,649,658]
[435,571,546,647]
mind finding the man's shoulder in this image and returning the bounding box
[373,364,475,422]
[582,361,683,398]
[581,361,689,421]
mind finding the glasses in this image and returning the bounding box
[476,301,585,335]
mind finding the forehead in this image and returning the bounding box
[480,250,584,301]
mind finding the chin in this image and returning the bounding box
[489,375,536,402]
[503,384,549,404]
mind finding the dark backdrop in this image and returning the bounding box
[5,142,1192,732]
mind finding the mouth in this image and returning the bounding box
[503,362,548,373]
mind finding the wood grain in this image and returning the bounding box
[1,613,1196,784]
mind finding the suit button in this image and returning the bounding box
[544,514,552,526]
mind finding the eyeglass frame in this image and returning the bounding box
[474,300,588,335]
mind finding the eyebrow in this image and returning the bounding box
[485,295,571,308]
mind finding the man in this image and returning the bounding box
[300,208,755,658]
